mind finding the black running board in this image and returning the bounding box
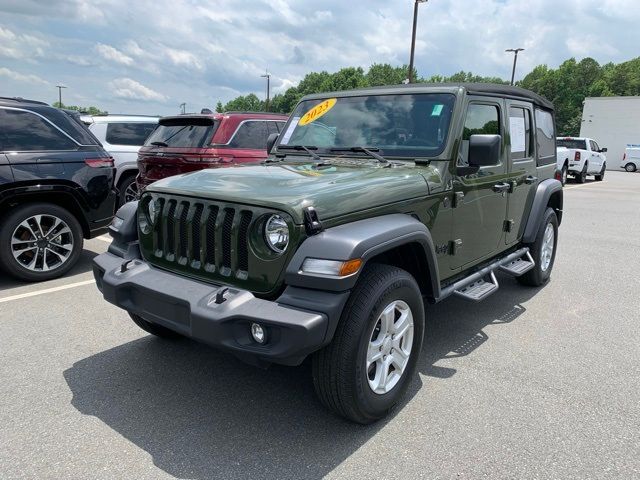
[437,247,533,303]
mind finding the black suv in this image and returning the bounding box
[0,97,117,282]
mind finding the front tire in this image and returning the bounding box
[0,203,83,282]
[129,313,183,339]
[517,208,558,287]
[312,264,425,424]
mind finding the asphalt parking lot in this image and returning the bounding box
[1,171,639,479]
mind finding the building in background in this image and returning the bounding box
[580,96,640,170]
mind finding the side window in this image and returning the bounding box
[509,107,533,159]
[106,122,157,146]
[534,108,555,164]
[228,121,270,149]
[459,104,500,164]
[267,121,280,136]
[0,108,76,151]
[591,140,599,152]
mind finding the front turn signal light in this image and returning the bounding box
[301,258,363,277]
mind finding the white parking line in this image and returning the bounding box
[564,182,602,190]
[0,279,96,304]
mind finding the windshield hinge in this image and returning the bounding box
[303,207,323,236]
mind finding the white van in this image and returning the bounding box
[621,145,640,172]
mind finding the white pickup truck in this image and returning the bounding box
[556,137,607,183]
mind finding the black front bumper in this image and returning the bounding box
[93,252,333,366]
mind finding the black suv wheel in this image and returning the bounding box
[0,203,83,282]
[312,264,425,424]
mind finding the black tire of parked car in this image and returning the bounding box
[312,263,425,424]
[0,203,83,282]
[517,208,559,287]
[594,164,606,181]
[561,165,568,186]
[118,173,139,207]
[128,312,183,339]
[576,163,588,183]
[624,163,636,173]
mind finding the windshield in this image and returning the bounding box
[145,118,218,148]
[556,138,586,150]
[277,93,455,158]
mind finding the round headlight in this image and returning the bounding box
[264,214,289,253]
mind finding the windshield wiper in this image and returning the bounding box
[150,141,168,147]
[277,145,322,161]
[330,146,388,164]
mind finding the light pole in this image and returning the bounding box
[179,102,186,114]
[55,85,67,107]
[506,48,524,86]
[261,71,271,112]
[407,0,428,84]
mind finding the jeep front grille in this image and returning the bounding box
[149,197,253,278]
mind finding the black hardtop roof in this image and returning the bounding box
[302,82,554,111]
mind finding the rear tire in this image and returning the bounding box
[517,208,558,287]
[312,264,425,424]
[594,164,606,181]
[561,165,568,186]
[625,163,637,173]
[576,163,587,183]
[129,313,183,339]
[118,173,139,207]
[0,203,83,282]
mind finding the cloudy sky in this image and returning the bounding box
[1,0,638,115]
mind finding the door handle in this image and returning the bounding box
[492,182,511,193]
[524,176,538,184]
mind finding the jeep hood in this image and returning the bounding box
[147,162,433,224]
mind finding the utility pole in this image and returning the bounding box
[407,0,428,84]
[55,85,67,107]
[261,71,271,112]
[179,103,186,114]
[506,48,524,86]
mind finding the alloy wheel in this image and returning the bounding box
[540,223,555,272]
[11,214,74,272]
[366,300,414,395]
[123,182,139,203]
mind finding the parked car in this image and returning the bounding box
[555,137,607,183]
[0,97,116,282]
[94,83,563,423]
[83,115,159,205]
[621,145,639,172]
[136,111,288,192]
[556,146,571,185]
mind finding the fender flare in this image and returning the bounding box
[284,213,441,298]
[522,178,563,243]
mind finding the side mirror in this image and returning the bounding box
[469,134,501,167]
[600,147,607,153]
[266,133,279,154]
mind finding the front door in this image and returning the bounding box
[505,102,537,244]
[451,99,509,269]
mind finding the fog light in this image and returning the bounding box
[251,323,266,344]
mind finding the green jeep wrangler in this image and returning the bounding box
[93,83,563,424]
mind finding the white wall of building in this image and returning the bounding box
[579,96,640,170]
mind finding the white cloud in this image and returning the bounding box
[109,77,167,102]
[165,48,204,70]
[0,67,49,85]
[0,26,47,60]
[95,43,134,66]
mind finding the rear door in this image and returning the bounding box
[505,102,537,244]
[590,139,604,171]
[451,98,509,269]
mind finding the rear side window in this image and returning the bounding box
[509,107,533,159]
[534,108,555,164]
[145,118,217,148]
[106,122,157,146]
[0,108,77,151]
[228,121,270,149]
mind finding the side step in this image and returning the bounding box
[499,251,535,277]
[454,271,499,301]
[439,247,534,303]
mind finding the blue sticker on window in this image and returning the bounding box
[432,104,444,116]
